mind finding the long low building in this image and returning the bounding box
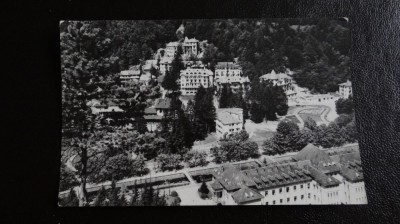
[205,143,367,205]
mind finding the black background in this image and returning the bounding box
[4,0,400,223]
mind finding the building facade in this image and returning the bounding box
[339,80,352,99]
[216,108,244,139]
[180,65,214,95]
[214,62,250,93]
[183,37,199,56]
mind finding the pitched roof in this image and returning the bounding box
[339,80,352,87]
[340,162,364,183]
[294,144,340,174]
[217,108,243,125]
[210,180,223,190]
[216,165,256,191]
[231,186,263,204]
[155,98,171,109]
[242,164,313,190]
[304,165,341,188]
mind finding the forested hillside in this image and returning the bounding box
[61,18,350,94]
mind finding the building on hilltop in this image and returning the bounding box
[214,62,250,93]
[338,80,352,99]
[165,42,180,58]
[183,37,199,56]
[216,108,244,139]
[89,100,124,115]
[179,65,214,95]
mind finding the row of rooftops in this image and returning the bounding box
[205,143,364,204]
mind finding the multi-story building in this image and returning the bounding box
[143,107,162,132]
[338,80,352,99]
[165,42,179,58]
[119,65,141,83]
[216,108,244,139]
[179,65,214,95]
[259,69,294,92]
[183,37,199,56]
[159,57,173,76]
[214,62,250,93]
[204,143,367,205]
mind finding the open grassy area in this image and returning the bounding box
[298,113,323,122]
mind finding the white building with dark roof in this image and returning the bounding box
[216,108,243,139]
[165,42,179,58]
[180,65,214,95]
[338,80,352,99]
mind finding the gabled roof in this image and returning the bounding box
[210,180,223,191]
[216,165,256,191]
[340,162,364,183]
[294,144,340,174]
[339,80,352,87]
[217,108,243,125]
[231,186,263,204]
[155,98,171,109]
[304,165,341,188]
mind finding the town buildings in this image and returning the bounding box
[143,107,162,132]
[180,65,214,95]
[215,108,244,139]
[214,62,250,93]
[165,42,179,58]
[154,98,172,117]
[203,143,367,205]
[338,80,352,99]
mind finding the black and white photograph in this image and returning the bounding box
[59,19,367,206]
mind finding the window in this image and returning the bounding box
[279,188,282,193]
[294,186,297,191]
[286,187,289,193]
[301,195,304,200]
[287,198,290,202]
[307,183,310,189]
[273,200,276,205]
[266,202,268,205]
[272,190,275,195]
[301,184,303,189]
[280,199,283,204]
[294,196,297,201]
[308,193,311,199]
[265,191,268,196]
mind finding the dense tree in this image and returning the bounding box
[211,130,259,163]
[263,120,310,155]
[248,80,288,123]
[198,181,210,199]
[184,151,208,167]
[193,86,216,140]
[335,96,354,115]
[156,154,182,171]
